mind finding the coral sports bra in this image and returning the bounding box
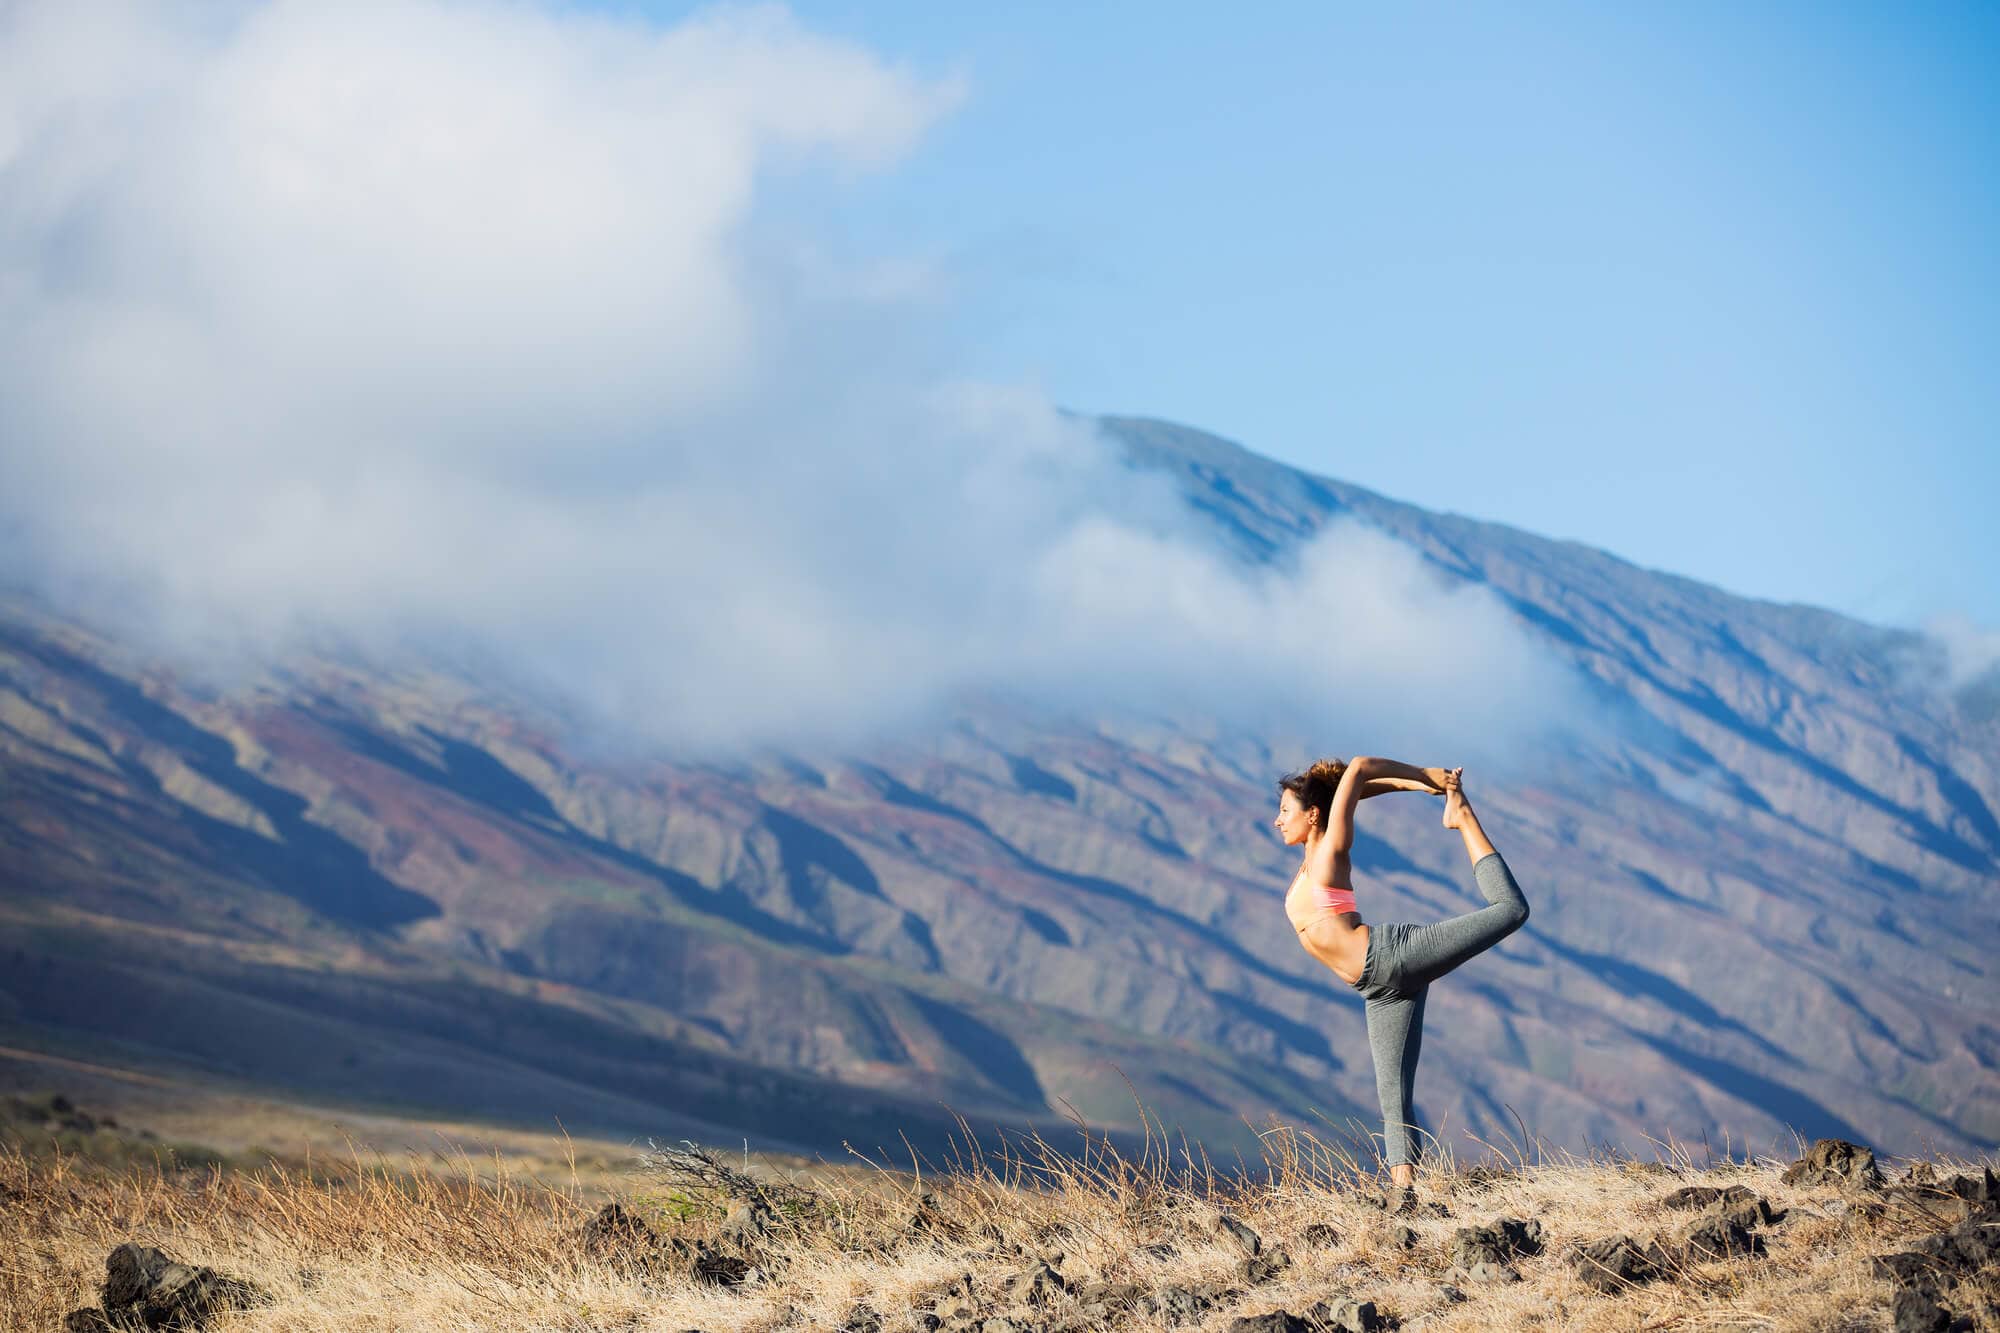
[1286,878,1359,932]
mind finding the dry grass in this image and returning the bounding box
[6,1110,1994,1333]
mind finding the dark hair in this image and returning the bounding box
[1277,758,1348,825]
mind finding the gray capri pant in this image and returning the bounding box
[1352,852,1530,1169]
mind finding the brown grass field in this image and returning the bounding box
[6,1051,1996,1333]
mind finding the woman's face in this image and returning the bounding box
[1273,790,1315,846]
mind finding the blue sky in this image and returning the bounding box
[627,0,1998,631]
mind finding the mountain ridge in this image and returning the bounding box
[1,414,1993,1168]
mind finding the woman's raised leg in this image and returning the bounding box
[1395,773,1529,989]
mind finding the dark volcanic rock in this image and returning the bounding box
[1152,1282,1239,1326]
[666,1237,752,1287]
[1230,1302,1387,1333]
[1300,1221,1340,1247]
[1679,1213,1764,1261]
[838,1302,883,1333]
[579,1202,656,1260]
[1216,1212,1263,1256]
[61,1312,117,1333]
[1226,1315,1307,1333]
[1387,1224,1420,1250]
[1238,1246,1294,1284]
[98,1243,269,1330]
[1570,1234,1672,1292]
[1781,1138,1886,1190]
[1872,1250,1953,1289]
[1660,1184,1739,1211]
[1443,1260,1521,1284]
[720,1197,775,1247]
[1074,1280,1146,1317]
[1001,1261,1067,1306]
[1302,1297,1387,1333]
[1871,1196,2000,1327]
[1891,1288,1953,1333]
[1447,1216,1544,1267]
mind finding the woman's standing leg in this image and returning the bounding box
[1364,982,1429,1181]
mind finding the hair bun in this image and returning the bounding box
[1307,758,1347,785]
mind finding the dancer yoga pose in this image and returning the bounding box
[1274,758,1530,1193]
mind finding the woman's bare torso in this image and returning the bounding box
[1287,869,1371,986]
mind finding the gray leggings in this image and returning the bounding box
[1352,852,1529,1169]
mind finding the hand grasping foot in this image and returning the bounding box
[1441,768,1469,829]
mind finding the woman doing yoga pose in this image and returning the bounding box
[1274,757,1530,1191]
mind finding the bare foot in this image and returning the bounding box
[1441,768,1470,829]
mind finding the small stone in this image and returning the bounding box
[61,1311,115,1333]
[1216,1212,1263,1257]
[1660,1185,1730,1211]
[1238,1247,1293,1284]
[1002,1261,1067,1306]
[1304,1297,1386,1333]
[1438,1285,1467,1304]
[1225,1314,1306,1333]
[838,1302,882,1333]
[1301,1221,1340,1247]
[720,1198,774,1246]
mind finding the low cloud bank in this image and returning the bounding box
[0,1,1581,760]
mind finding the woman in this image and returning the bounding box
[1274,757,1530,1196]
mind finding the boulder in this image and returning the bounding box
[1446,1216,1544,1267]
[98,1243,269,1330]
[61,1312,117,1333]
[1152,1284,1211,1325]
[1780,1138,1885,1190]
[1300,1222,1340,1247]
[1570,1234,1671,1293]
[579,1202,657,1266]
[1679,1213,1764,1261]
[1891,1288,1953,1333]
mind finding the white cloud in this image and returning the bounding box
[1926,614,2000,691]
[0,0,1583,760]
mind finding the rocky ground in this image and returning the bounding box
[11,1115,1996,1333]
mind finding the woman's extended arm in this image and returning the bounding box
[1349,757,1451,794]
[1357,773,1448,800]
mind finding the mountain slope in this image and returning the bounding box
[1,416,1994,1165]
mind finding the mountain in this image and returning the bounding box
[2,416,1994,1167]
